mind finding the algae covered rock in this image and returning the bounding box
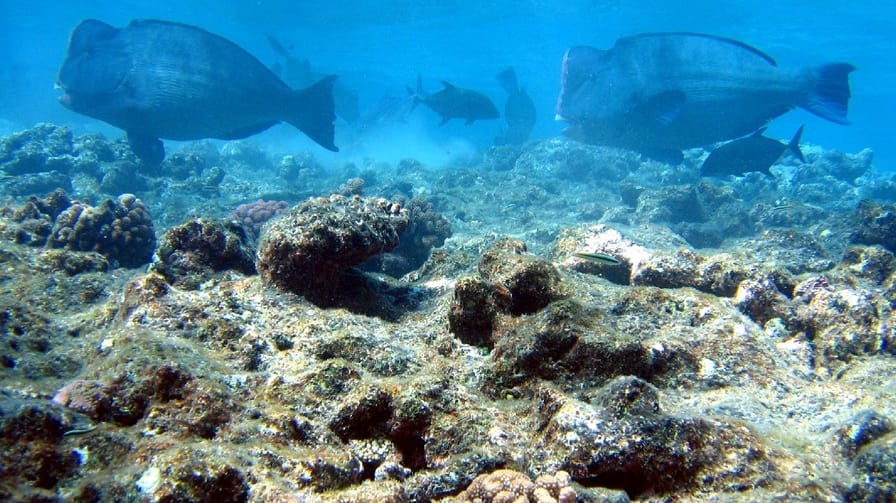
[478,237,564,315]
[256,194,409,306]
[851,200,896,254]
[528,378,775,498]
[448,277,498,347]
[151,218,256,289]
[363,197,452,277]
[0,123,74,176]
[449,237,565,348]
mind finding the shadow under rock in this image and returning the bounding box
[321,269,428,322]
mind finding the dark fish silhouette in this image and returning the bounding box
[409,76,499,125]
[57,19,338,164]
[495,67,536,145]
[556,32,854,163]
[264,33,360,124]
[264,32,292,58]
[701,126,805,177]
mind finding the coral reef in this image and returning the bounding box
[454,468,576,502]
[2,190,155,268]
[48,193,155,268]
[256,195,409,306]
[1,124,896,501]
[227,199,288,238]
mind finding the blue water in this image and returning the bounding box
[2,0,894,169]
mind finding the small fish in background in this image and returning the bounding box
[700,126,805,177]
[56,19,338,164]
[556,32,854,163]
[573,251,621,265]
[408,76,500,125]
[494,67,536,145]
[264,32,360,124]
[264,32,292,57]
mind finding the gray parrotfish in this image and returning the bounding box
[556,32,854,164]
[57,19,338,164]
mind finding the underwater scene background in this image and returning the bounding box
[2,0,895,168]
[1,1,896,502]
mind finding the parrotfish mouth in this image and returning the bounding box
[54,83,72,106]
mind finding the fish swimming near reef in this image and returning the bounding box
[495,67,536,145]
[57,19,338,164]
[556,32,854,163]
[701,126,805,177]
[573,251,621,265]
[409,76,499,125]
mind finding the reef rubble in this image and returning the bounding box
[1,124,896,501]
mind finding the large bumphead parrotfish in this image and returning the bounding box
[556,32,854,163]
[57,19,338,164]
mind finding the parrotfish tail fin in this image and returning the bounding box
[804,63,855,125]
[496,67,518,94]
[789,125,806,163]
[289,75,338,152]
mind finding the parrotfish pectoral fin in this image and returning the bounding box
[640,90,687,126]
[127,132,164,165]
[288,75,338,152]
[789,125,806,163]
[804,63,855,125]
